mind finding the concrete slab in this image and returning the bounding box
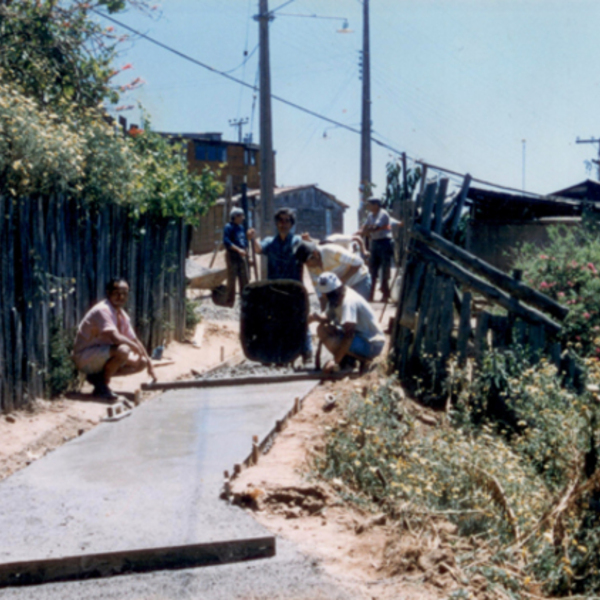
[0,381,316,564]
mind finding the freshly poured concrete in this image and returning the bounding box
[0,381,316,563]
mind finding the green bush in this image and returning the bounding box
[46,317,78,398]
[185,297,202,335]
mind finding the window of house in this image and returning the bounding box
[244,149,257,166]
[194,142,227,162]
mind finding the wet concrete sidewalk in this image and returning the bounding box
[0,381,362,599]
[0,381,319,563]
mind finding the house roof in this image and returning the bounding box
[219,184,349,210]
[466,187,589,221]
[156,131,260,150]
[551,179,600,202]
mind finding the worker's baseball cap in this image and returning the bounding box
[367,197,382,204]
[230,207,244,220]
[294,241,317,263]
[316,272,343,295]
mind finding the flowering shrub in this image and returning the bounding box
[0,82,221,222]
[515,223,600,357]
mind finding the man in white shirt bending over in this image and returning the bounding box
[308,272,385,374]
[294,240,371,308]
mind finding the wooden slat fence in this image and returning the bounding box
[390,177,581,399]
[0,194,189,412]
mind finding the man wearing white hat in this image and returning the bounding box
[309,272,385,373]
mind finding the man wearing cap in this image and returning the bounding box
[309,272,385,374]
[223,207,249,307]
[294,240,371,308]
[361,197,395,302]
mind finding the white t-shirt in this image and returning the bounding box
[327,287,385,343]
[307,244,369,296]
[324,234,360,254]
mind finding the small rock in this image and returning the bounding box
[284,506,303,519]
[4,415,16,424]
[322,394,337,412]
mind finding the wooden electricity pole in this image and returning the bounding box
[359,0,371,225]
[256,0,275,236]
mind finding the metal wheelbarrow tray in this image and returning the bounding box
[240,280,308,365]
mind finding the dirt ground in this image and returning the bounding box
[0,287,447,600]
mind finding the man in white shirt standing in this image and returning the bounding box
[73,279,156,400]
[309,272,385,374]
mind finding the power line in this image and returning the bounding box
[92,9,549,200]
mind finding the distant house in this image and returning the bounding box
[465,182,600,271]
[189,184,348,255]
[157,131,263,195]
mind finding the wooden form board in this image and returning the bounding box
[0,537,275,588]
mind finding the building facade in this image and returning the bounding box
[159,132,261,195]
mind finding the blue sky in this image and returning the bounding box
[105,1,600,232]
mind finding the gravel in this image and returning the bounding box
[199,359,301,380]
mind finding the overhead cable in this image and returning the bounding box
[93,9,549,200]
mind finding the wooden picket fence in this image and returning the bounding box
[0,194,190,412]
[389,177,582,399]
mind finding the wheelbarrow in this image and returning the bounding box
[240,280,308,365]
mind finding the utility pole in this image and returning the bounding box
[229,117,249,143]
[522,139,526,192]
[256,0,275,236]
[359,0,371,226]
[576,136,600,180]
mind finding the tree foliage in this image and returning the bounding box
[383,158,421,211]
[0,0,125,110]
[0,0,222,222]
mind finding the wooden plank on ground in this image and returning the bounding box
[142,370,362,391]
[0,536,275,588]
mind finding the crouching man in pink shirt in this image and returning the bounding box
[73,278,156,400]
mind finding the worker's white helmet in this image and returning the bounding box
[316,272,343,294]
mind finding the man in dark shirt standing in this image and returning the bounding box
[223,207,249,308]
[248,207,312,362]
[248,207,302,280]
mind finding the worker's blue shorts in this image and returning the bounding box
[349,335,384,360]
